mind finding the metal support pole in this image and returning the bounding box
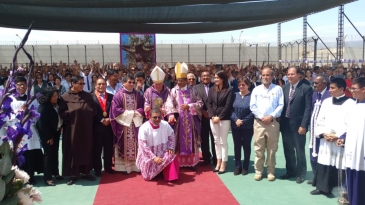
[239,44,241,65]
[255,44,258,66]
[338,5,344,61]
[170,44,173,66]
[363,38,365,61]
[101,45,104,66]
[342,11,365,61]
[295,41,301,61]
[267,43,270,64]
[84,45,87,65]
[205,44,207,65]
[50,45,52,64]
[313,38,318,66]
[278,23,281,63]
[222,44,224,64]
[307,22,337,59]
[303,15,307,60]
[285,45,288,62]
[188,44,190,64]
[66,45,69,65]
[290,43,293,62]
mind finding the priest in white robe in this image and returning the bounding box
[337,77,365,205]
[136,108,179,181]
[311,78,355,196]
[9,76,43,185]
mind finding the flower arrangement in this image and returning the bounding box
[0,22,43,205]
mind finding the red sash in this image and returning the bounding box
[95,91,108,117]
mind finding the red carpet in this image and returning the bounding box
[93,164,239,205]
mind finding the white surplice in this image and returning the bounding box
[315,97,355,169]
[9,96,41,150]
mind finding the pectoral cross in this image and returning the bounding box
[181,91,187,104]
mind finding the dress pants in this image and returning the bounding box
[280,118,307,177]
[42,130,61,181]
[253,119,280,175]
[93,130,114,172]
[201,116,216,163]
[231,128,253,170]
[210,120,230,162]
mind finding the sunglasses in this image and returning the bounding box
[151,116,162,119]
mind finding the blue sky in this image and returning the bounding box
[0,1,364,44]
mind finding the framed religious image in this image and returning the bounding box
[120,33,156,68]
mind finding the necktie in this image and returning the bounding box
[100,93,104,101]
[285,85,295,118]
[317,92,322,101]
[205,85,209,96]
[86,75,90,91]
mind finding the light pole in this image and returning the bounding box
[238,31,243,44]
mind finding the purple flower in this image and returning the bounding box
[6,125,19,142]
[29,105,40,119]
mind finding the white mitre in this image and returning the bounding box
[150,66,165,83]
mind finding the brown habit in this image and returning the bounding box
[59,90,97,176]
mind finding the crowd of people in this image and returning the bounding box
[0,59,365,205]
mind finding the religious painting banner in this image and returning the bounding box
[120,33,156,67]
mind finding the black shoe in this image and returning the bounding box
[82,174,96,181]
[95,171,102,177]
[296,177,305,184]
[310,189,322,195]
[233,168,242,176]
[54,175,64,180]
[121,171,128,175]
[67,177,77,185]
[45,181,56,186]
[213,169,219,172]
[242,169,248,176]
[218,170,226,174]
[307,179,313,185]
[105,169,116,174]
[279,173,295,180]
[191,166,198,172]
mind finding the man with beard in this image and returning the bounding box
[250,67,284,181]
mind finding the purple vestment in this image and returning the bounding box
[110,88,144,160]
[143,84,170,118]
[164,85,203,167]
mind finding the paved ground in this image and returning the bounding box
[33,133,339,205]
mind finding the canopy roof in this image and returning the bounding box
[0,0,353,34]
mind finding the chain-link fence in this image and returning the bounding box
[0,35,364,67]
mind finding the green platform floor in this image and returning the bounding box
[32,132,338,205]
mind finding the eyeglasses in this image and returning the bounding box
[77,82,85,85]
[349,87,363,92]
[127,81,135,84]
[151,116,162,119]
[16,84,26,87]
[188,78,196,81]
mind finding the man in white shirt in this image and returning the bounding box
[106,69,123,95]
[250,67,284,181]
[80,66,92,93]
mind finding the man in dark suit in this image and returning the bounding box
[195,69,216,165]
[280,67,313,184]
[92,78,116,176]
[299,71,311,86]
[307,75,331,185]
[47,73,55,87]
